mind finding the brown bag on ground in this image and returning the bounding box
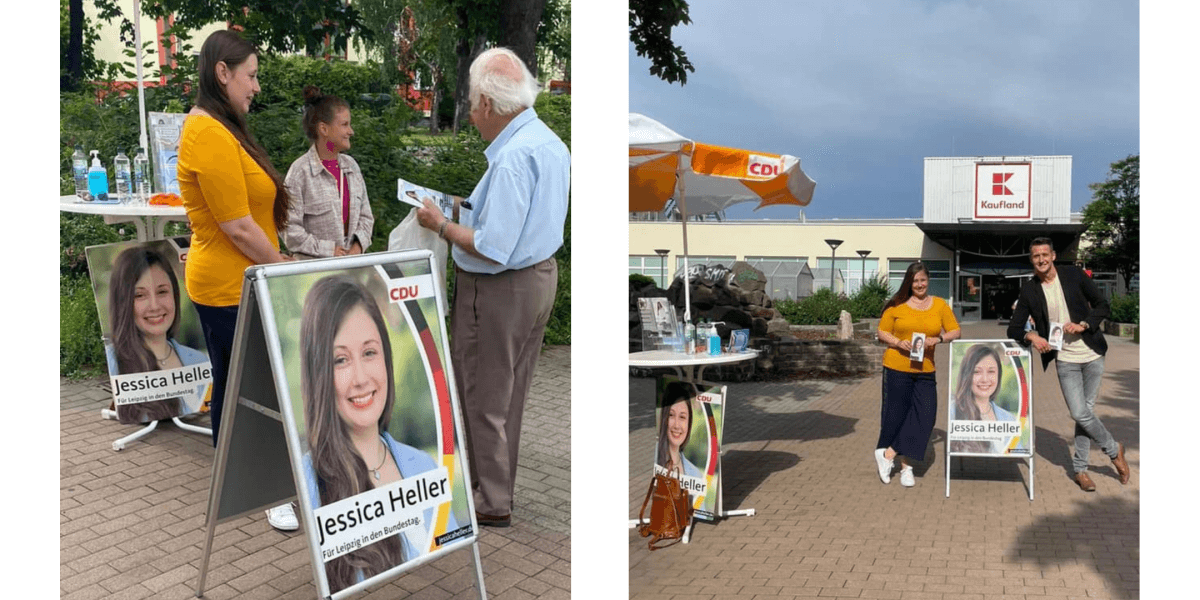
[636,462,694,550]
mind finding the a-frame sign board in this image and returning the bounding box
[195,250,485,599]
[944,339,1036,501]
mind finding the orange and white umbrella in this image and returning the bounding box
[629,113,816,321]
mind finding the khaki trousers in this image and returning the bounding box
[452,258,557,516]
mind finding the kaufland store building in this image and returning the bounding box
[629,155,1125,321]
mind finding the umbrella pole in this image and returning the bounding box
[678,174,691,324]
[134,0,148,154]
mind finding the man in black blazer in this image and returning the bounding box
[1007,238,1130,492]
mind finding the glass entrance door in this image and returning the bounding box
[958,272,983,321]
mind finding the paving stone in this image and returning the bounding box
[61,346,571,598]
[630,322,1138,600]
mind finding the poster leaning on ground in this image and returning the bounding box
[84,238,212,425]
[263,258,475,597]
[653,377,726,521]
[946,340,1033,456]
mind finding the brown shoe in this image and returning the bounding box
[475,511,511,528]
[1074,471,1097,492]
[1112,442,1130,484]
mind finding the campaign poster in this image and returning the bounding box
[947,341,1032,456]
[653,377,726,521]
[148,112,187,195]
[84,238,212,425]
[264,259,473,596]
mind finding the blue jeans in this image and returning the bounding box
[1055,357,1117,474]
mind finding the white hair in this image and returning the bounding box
[469,47,540,116]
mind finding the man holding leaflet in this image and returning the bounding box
[416,47,569,527]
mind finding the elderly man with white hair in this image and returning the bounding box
[416,47,569,528]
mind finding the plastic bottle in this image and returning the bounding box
[133,148,151,204]
[684,320,696,355]
[72,144,89,200]
[87,150,110,201]
[707,322,721,356]
[114,149,132,203]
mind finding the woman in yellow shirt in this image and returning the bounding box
[874,263,961,487]
[177,30,296,528]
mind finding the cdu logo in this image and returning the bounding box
[747,154,781,179]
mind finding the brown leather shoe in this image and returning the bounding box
[475,511,511,528]
[1112,442,1130,484]
[1074,471,1097,492]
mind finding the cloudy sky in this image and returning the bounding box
[628,0,1139,220]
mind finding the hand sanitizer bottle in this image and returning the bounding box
[87,150,110,202]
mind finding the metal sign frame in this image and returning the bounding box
[194,250,485,599]
[944,339,1036,501]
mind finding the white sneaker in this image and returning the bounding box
[899,466,915,487]
[874,448,893,484]
[266,502,298,531]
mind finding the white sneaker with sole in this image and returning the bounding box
[266,502,298,531]
[874,448,893,484]
[899,466,915,487]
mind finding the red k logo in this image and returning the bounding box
[992,172,1014,195]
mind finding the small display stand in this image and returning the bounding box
[944,339,1036,501]
[194,250,485,600]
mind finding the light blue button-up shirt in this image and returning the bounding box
[454,107,570,274]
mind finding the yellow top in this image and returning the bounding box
[878,297,960,373]
[177,114,279,307]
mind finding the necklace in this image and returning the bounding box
[153,343,175,365]
[370,437,387,480]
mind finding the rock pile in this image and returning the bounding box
[629,261,792,351]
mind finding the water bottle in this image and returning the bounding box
[114,149,132,203]
[684,320,696,355]
[71,144,89,200]
[133,148,151,204]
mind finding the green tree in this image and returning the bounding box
[89,0,372,57]
[61,0,108,92]
[629,0,694,85]
[1081,155,1139,286]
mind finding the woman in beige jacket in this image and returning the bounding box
[284,86,374,259]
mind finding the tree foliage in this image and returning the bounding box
[88,0,371,57]
[629,0,694,85]
[1081,155,1139,286]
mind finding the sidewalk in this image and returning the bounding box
[629,321,1139,600]
[61,346,571,600]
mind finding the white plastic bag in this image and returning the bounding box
[388,210,449,315]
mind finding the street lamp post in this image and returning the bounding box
[654,249,670,289]
[825,239,843,293]
[856,250,871,293]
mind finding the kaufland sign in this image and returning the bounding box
[975,163,1032,220]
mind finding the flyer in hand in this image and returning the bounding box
[397,178,455,220]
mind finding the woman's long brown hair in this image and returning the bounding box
[193,30,290,231]
[950,344,1004,454]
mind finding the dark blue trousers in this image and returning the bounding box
[877,367,938,461]
[193,303,240,447]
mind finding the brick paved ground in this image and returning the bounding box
[61,345,570,600]
[629,322,1139,600]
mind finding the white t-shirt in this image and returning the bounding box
[1041,275,1100,364]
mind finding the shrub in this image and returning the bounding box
[60,274,107,377]
[777,288,850,325]
[629,274,655,288]
[1109,292,1139,324]
[848,275,890,320]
